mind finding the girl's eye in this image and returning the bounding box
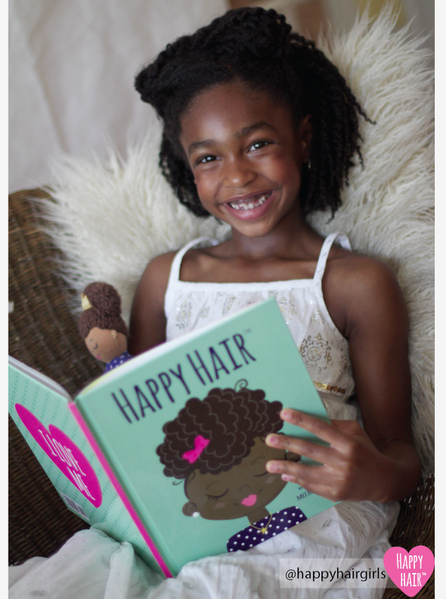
[196,155,217,165]
[205,488,229,501]
[249,140,271,151]
[254,470,268,478]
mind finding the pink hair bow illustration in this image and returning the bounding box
[182,435,210,463]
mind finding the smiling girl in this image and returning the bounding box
[128,6,420,597]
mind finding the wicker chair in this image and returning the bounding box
[9,189,434,597]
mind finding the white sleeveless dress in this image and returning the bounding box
[9,233,399,599]
[165,232,356,421]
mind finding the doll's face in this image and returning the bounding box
[85,327,127,363]
[182,436,290,521]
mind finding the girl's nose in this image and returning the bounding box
[223,157,256,188]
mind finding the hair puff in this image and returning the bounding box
[78,282,128,339]
[157,384,283,480]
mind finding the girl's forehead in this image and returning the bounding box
[179,81,294,143]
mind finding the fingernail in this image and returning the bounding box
[267,461,280,473]
[282,474,294,482]
[267,434,280,446]
[281,409,293,420]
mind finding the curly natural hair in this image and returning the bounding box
[78,282,128,339]
[157,384,283,480]
[135,7,370,218]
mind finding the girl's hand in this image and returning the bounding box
[265,408,418,503]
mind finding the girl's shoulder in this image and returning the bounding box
[324,250,408,339]
[139,239,221,288]
[131,250,178,320]
[326,250,400,296]
[138,249,178,289]
[128,250,178,354]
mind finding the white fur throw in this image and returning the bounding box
[39,8,434,474]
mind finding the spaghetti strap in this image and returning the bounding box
[164,237,218,317]
[313,232,351,287]
[311,232,352,339]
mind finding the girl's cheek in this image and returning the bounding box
[215,502,227,509]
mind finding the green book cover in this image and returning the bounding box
[71,298,335,576]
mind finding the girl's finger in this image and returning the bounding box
[265,433,337,466]
[266,457,307,477]
[266,461,338,499]
[279,408,351,447]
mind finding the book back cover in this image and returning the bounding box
[8,357,164,572]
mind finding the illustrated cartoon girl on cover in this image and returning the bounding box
[156,381,305,551]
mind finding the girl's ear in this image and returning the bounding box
[182,501,199,517]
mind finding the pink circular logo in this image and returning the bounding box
[15,404,102,507]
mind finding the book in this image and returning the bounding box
[9,298,335,577]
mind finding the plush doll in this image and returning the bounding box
[79,282,133,372]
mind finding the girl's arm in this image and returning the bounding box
[266,256,421,502]
[128,252,176,355]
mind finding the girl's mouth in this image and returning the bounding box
[227,191,272,211]
[222,190,275,221]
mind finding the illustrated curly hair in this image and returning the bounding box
[157,383,283,480]
[135,7,370,217]
[78,282,128,339]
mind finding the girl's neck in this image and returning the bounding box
[226,209,317,261]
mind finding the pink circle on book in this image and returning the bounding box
[15,403,102,507]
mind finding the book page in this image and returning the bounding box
[9,355,72,400]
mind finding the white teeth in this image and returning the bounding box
[228,193,269,211]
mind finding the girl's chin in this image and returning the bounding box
[228,217,282,240]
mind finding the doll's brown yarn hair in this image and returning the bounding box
[78,282,128,339]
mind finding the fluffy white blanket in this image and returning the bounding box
[39,8,434,474]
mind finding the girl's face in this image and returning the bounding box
[179,80,311,239]
[183,436,288,521]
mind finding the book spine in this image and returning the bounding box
[68,403,172,578]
